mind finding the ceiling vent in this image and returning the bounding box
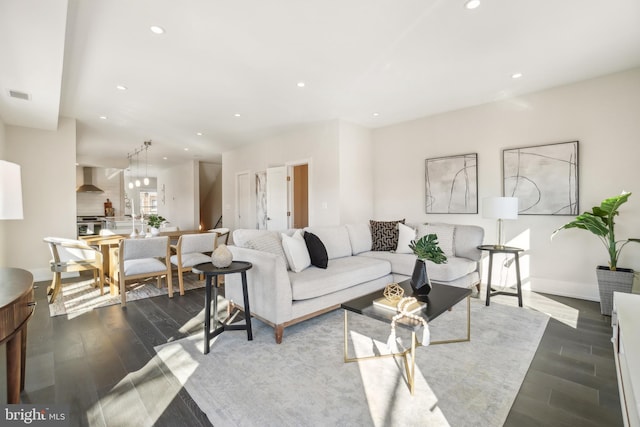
[77,167,104,193]
[8,90,31,101]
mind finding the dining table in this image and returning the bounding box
[81,229,207,291]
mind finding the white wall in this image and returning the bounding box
[0,118,7,264]
[222,120,343,230]
[372,68,640,300]
[157,160,199,230]
[3,117,77,279]
[339,121,374,223]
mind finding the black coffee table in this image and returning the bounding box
[341,280,471,395]
[192,261,253,354]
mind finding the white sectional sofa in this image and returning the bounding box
[226,222,484,343]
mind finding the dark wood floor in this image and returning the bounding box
[17,277,622,426]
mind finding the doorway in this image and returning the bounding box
[292,164,308,228]
[236,172,251,229]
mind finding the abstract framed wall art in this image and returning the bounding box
[503,141,579,215]
[425,153,478,214]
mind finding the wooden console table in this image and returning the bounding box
[0,268,35,403]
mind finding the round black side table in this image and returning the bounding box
[192,261,253,354]
[477,245,524,307]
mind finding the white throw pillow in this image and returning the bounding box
[281,230,311,273]
[395,223,416,254]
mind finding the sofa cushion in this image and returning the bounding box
[417,223,455,257]
[346,223,372,255]
[290,256,391,300]
[246,233,290,270]
[303,226,352,260]
[396,223,416,254]
[282,230,311,273]
[303,231,328,269]
[357,251,416,277]
[357,251,477,282]
[370,219,405,251]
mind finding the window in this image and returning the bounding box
[140,192,158,215]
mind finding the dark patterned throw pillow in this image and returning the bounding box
[370,219,405,251]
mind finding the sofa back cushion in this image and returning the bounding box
[451,224,484,261]
[346,223,372,255]
[417,223,455,257]
[304,226,352,260]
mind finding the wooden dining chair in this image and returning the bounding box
[170,232,217,295]
[43,237,105,303]
[113,236,173,306]
[209,227,230,246]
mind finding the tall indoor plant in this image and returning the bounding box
[552,191,639,315]
[408,234,447,295]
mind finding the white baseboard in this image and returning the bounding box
[527,277,600,302]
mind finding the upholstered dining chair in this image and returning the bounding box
[114,236,173,306]
[43,237,105,303]
[170,232,218,295]
[208,227,230,246]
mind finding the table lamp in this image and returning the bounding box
[0,160,24,220]
[483,196,518,248]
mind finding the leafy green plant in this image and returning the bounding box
[408,234,447,264]
[552,191,640,270]
[146,214,166,229]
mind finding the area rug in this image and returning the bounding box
[48,274,206,319]
[154,298,549,426]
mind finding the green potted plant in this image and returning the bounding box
[552,191,640,315]
[408,234,447,295]
[146,214,166,235]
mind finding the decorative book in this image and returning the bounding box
[373,297,426,314]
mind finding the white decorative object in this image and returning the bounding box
[130,198,138,237]
[211,244,233,268]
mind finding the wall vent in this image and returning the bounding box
[8,90,30,101]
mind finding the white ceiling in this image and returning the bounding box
[2,0,640,174]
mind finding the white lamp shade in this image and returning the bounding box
[0,160,24,220]
[483,197,518,220]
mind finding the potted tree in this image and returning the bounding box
[408,234,447,295]
[552,191,640,315]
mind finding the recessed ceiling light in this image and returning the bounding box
[464,0,481,9]
[163,157,168,160]
[196,132,203,136]
[99,116,107,120]
[297,81,306,88]
[372,112,380,117]
[116,85,128,91]
[150,26,165,34]
[234,113,241,117]
[184,148,189,151]
[511,72,523,79]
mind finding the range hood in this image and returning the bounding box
[77,167,104,193]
